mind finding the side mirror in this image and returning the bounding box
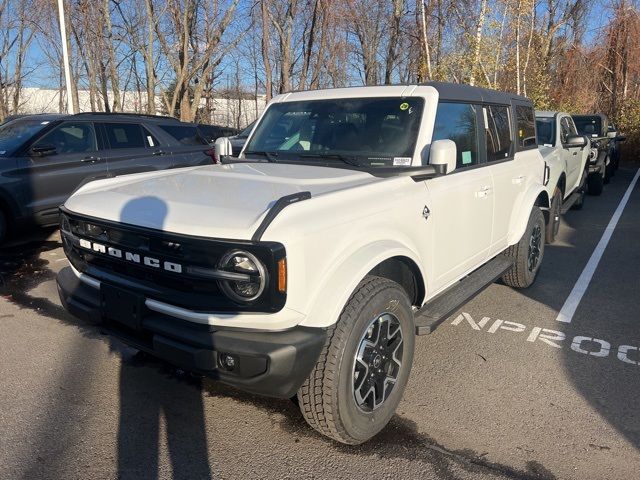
[563,135,587,149]
[429,139,457,174]
[214,137,233,160]
[30,144,57,157]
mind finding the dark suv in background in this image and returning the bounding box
[0,112,214,243]
[572,113,615,194]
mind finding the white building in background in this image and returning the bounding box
[17,87,266,128]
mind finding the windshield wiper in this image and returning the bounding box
[299,153,364,168]
[244,150,278,162]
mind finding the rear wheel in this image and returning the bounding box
[297,276,415,444]
[587,170,604,196]
[502,207,545,288]
[545,187,562,243]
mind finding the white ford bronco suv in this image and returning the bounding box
[57,83,550,444]
[535,111,590,243]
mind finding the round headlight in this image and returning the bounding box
[218,250,267,302]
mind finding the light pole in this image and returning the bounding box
[57,0,75,114]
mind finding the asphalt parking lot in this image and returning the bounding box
[1,168,639,480]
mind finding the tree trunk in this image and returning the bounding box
[469,0,487,86]
[384,0,404,84]
[261,0,273,101]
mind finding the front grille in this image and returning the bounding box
[61,210,286,313]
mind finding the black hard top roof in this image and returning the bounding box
[422,81,532,105]
[571,113,609,121]
[72,112,181,122]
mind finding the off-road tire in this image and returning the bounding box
[297,276,415,445]
[587,170,604,196]
[572,169,587,210]
[545,188,562,244]
[604,157,612,184]
[502,207,545,288]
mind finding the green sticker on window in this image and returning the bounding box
[399,102,409,111]
[462,151,472,165]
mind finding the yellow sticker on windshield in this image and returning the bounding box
[399,102,409,111]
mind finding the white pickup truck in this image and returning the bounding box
[57,83,550,444]
[535,111,590,243]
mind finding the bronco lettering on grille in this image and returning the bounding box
[78,238,182,273]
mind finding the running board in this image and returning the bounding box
[560,190,582,214]
[413,255,514,335]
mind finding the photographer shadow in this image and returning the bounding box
[115,196,212,480]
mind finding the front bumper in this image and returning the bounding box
[56,266,325,398]
[588,150,608,173]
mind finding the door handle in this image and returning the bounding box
[152,150,165,156]
[475,185,492,198]
[81,156,102,163]
[512,175,525,185]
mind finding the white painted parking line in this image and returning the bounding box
[556,168,640,323]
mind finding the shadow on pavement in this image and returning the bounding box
[520,168,640,452]
[114,196,212,480]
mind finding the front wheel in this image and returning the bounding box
[297,276,415,444]
[502,207,545,288]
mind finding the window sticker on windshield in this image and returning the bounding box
[462,151,472,165]
[399,102,409,111]
[393,157,412,166]
[147,135,155,147]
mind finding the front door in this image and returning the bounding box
[18,121,106,224]
[426,102,494,291]
[560,116,581,191]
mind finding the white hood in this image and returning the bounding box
[64,163,380,239]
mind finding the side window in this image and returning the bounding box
[432,102,479,168]
[484,105,512,162]
[158,125,209,146]
[515,105,536,149]
[34,122,97,154]
[142,127,159,148]
[566,118,578,136]
[104,123,146,149]
[560,117,571,144]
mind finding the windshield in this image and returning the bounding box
[0,118,53,155]
[244,97,424,167]
[535,118,555,146]
[573,116,602,137]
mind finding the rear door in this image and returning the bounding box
[101,122,170,177]
[483,103,524,253]
[426,102,494,290]
[157,124,211,167]
[18,121,106,223]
